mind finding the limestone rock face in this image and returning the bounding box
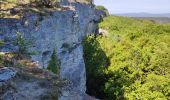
[0,1,101,99]
[0,67,16,83]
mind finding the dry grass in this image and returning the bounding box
[75,0,92,4]
[0,66,68,100]
[0,0,93,18]
[0,0,61,19]
[0,51,69,100]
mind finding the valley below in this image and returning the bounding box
[134,17,170,24]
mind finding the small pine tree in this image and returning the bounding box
[15,32,31,59]
[47,49,60,74]
[16,32,28,55]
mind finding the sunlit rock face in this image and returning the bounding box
[0,1,102,99]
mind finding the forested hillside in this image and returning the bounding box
[83,16,170,100]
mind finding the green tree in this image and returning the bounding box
[15,32,32,58]
[47,49,60,74]
[82,35,110,99]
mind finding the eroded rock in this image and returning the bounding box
[0,67,66,100]
[0,67,16,82]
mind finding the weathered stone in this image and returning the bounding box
[0,67,65,100]
[98,28,108,36]
[0,67,16,82]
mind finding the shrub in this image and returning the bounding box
[33,0,59,8]
[96,5,109,16]
[0,53,16,67]
[0,54,4,67]
[62,43,70,49]
[0,40,5,46]
[96,6,107,11]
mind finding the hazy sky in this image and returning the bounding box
[94,0,170,14]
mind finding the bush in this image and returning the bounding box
[0,40,5,46]
[33,0,59,8]
[96,6,107,11]
[0,54,4,67]
[96,5,109,16]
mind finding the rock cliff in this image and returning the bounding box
[0,0,103,99]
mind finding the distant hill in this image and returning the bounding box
[134,17,170,24]
[115,13,170,18]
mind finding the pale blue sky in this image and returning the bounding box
[94,0,170,14]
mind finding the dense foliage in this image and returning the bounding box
[82,36,110,98]
[96,5,108,11]
[95,5,109,16]
[83,16,170,100]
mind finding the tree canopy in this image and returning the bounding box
[83,16,170,100]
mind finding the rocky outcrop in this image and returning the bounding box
[0,1,102,99]
[0,67,66,100]
[0,67,16,83]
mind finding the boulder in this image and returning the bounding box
[0,67,16,83]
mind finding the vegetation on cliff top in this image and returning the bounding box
[0,0,60,18]
[0,0,92,19]
[96,5,109,16]
[83,16,170,100]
